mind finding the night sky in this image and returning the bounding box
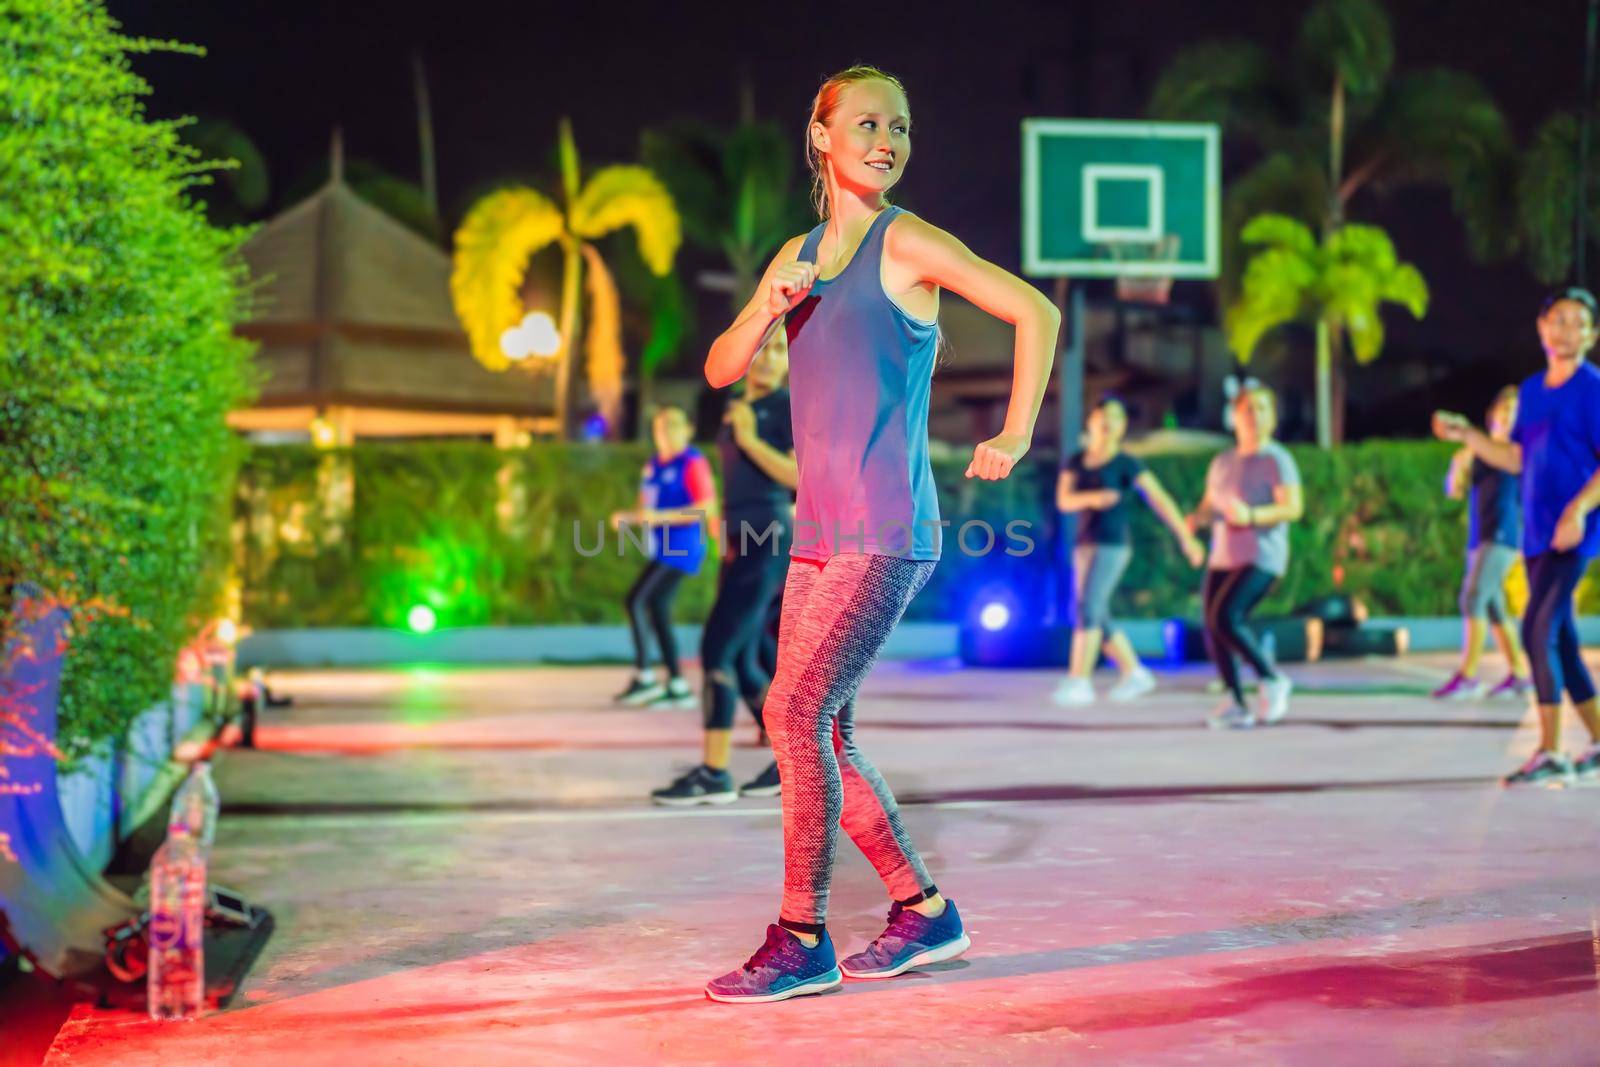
[109,0,1587,436]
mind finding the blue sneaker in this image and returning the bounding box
[704,924,842,1003]
[840,899,971,979]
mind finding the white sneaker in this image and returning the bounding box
[647,677,698,709]
[1108,667,1157,703]
[1258,674,1293,724]
[1206,701,1255,730]
[1051,676,1095,707]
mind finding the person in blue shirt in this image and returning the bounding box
[1435,288,1600,785]
[610,406,716,710]
[1434,386,1532,700]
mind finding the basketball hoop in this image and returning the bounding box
[1110,235,1181,306]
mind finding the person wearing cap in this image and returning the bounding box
[1434,287,1600,785]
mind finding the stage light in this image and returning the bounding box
[979,602,1011,631]
[406,604,437,634]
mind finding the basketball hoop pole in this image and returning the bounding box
[1053,279,1086,626]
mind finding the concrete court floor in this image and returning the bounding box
[42,654,1600,1066]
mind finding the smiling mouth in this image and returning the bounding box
[866,159,893,171]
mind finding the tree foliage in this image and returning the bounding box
[1,0,256,751]
[1228,213,1428,365]
[450,121,681,430]
[1149,0,1512,302]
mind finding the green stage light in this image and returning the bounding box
[407,605,437,634]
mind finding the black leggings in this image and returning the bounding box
[701,551,788,731]
[1522,550,1596,707]
[1202,566,1279,705]
[625,561,686,676]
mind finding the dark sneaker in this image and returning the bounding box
[1432,673,1486,700]
[645,677,697,710]
[1503,750,1575,787]
[651,765,737,807]
[1573,743,1600,780]
[616,676,665,706]
[739,761,781,797]
[705,925,841,1003]
[840,899,970,980]
[1488,675,1534,700]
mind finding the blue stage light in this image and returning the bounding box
[979,602,1011,631]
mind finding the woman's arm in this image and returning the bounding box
[1553,467,1600,551]
[1136,471,1205,560]
[1444,448,1472,499]
[1246,483,1304,526]
[736,439,798,491]
[706,235,812,389]
[1187,460,1221,532]
[727,401,799,489]
[887,216,1059,480]
[1434,412,1522,473]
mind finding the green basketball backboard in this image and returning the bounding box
[1022,119,1220,279]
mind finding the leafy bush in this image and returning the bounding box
[238,438,1541,631]
[1,1,255,753]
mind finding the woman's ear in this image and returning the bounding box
[809,121,829,157]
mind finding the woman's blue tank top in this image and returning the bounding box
[783,206,941,561]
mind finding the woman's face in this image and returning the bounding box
[1234,390,1277,446]
[1537,299,1596,363]
[813,79,911,199]
[1086,402,1126,451]
[652,410,690,456]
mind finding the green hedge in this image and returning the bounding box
[1,2,255,753]
[236,438,1557,630]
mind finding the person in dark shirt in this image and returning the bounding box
[1053,397,1204,707]
[652,334,796,805]
[1435,386,1531,700]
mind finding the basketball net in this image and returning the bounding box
[1110,235,1180,306]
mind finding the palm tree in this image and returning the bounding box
[1227,213,1429,445]
[1513,111,1600,285]
[1149,0,1511,443]
[450,120,681,436]
[641,114,812,310]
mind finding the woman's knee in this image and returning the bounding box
[1522,611,1550,652]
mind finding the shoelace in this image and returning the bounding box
[742,928,789,973]
[865,903,913,954]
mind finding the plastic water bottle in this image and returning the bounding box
[147,832,207,1020]
[148,763,217,1020]
[168,762,219,851]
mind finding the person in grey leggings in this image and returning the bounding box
[1435,385,1531,699]
[700,65,1056,1003]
